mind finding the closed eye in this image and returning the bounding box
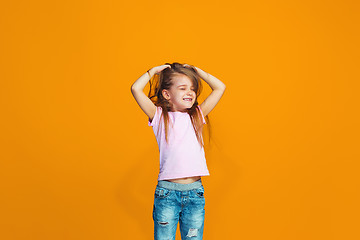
[179,88,195,91]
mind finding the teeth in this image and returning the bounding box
[183,98,192,101]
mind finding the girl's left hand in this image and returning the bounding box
[184,64,209,80]
[183,64,194,68]
[183,64,199,72]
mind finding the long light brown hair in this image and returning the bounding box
[147,62,211,148]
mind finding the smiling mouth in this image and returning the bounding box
[183,98,193,101]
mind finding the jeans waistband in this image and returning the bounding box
[157,179,203,191]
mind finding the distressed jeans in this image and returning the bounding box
[153,179,206,240]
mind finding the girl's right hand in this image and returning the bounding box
[149,64,171,75]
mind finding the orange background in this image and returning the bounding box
[1,0,359,239]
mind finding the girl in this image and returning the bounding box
[131,62,226,240]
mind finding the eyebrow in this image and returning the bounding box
[177,84,194,87]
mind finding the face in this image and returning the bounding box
[162,74,196,112]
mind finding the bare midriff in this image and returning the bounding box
[166,176,201,184]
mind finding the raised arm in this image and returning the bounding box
[130,65,171,121]
[188,65,226,117]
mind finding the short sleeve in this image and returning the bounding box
[197,105,206,124]
[148,106,162,127]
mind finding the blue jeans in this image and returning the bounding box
[153,179,206,240]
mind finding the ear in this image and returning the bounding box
[162,89,171,100]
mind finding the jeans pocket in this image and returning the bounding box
[155,186,171,198]
[194,186,205,198]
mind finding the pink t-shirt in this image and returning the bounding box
[148,105,210,181]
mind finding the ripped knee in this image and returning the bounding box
[186,228,198,237]
[158,221,169,226]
